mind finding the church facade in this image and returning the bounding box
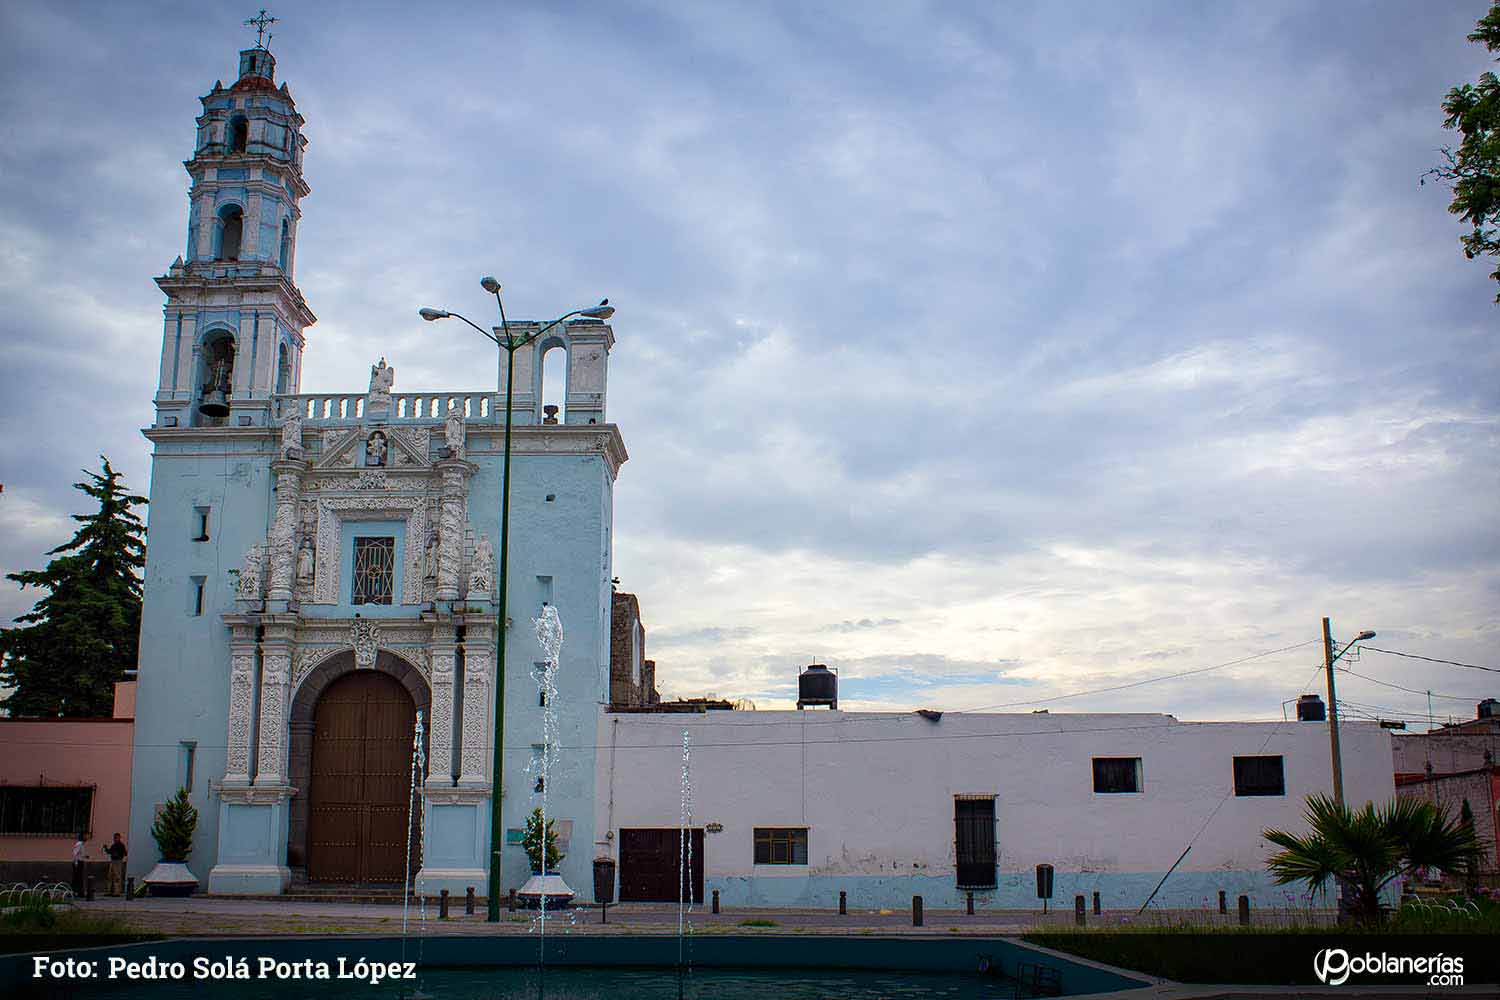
[128,43,625,896]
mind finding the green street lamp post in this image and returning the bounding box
[420,280,614,921]
[1320,619,1376,807]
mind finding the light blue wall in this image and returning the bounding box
[128,435,276,880]
[466,444,614,896]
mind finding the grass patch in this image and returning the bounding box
[1027,900,1500,984]
[0,898,161,955]
[738,919,779,928]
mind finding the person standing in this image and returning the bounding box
[106,833,128,896]
[71,832,87,897]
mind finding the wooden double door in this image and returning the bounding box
[619,828,704,903]
[306,671,417,884]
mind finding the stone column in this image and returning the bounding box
[428,624,458,785]
[435,459,468,603]
[459,616,494,786]
[224,622,259,785]
[254,620,297,784]
[265,458,306,603]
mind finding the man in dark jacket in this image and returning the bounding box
[106,833,128,896]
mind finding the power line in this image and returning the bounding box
[1336,667,1486,703]
[953,638,1322,713]
[1359,645,1499,675]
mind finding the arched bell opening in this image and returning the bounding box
[196,330,236,423]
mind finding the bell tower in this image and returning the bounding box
[152,33,315,429]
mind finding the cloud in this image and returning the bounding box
[1,1,1496,726]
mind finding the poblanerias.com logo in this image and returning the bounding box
[1314,947,1464,987]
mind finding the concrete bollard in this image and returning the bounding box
[125,877,134,901]
[508,888,517,912]
[1218,890,1227,915]
[466,886,476,915]
[712,889,720,914]
[966,891,974,915]
[439,889,450,919]
[912,895,923,927]
[1092,891,1101,915]
[1238,895,1250,926]
[839,890,847,915]
[1074,895,1086,926]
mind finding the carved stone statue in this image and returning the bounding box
[278,408,303,458]
[368,357,395,398]
[469,534,495,596]
[444,405,465,458]
[295,537,314,587]
[365,431,387,467]
[236,545,263,599]
[423,532,439,581]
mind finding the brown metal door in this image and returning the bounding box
[618,828,703,902]
[307,671,416,884]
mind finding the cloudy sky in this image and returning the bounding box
[2,1,1496,725]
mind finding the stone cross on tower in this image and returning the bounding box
[245,9,278,49]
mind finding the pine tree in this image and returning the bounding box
[523,807,563,874]
[150,788,198,862]
[0,458,147,717]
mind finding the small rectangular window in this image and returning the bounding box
[192,506,210,541]
[955,796,997,889]
[191,576,206,617]
[352,536,395,605]
[0,786,94,836]
[179,741,198,792]
[1233,755,1285,796]
[1092,757,1143,794]
[753,827,808,865]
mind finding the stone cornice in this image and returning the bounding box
[469,424,629,478]
[155,269,316,327]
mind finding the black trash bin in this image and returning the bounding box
[593,857,616,905]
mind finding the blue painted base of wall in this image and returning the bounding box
[709,869,1317,912]
[206,864,292,894]
[209,795,292,895]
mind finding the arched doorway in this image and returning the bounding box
[306,670,418,884]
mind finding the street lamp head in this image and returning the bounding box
[481,276,501,294]
[580,298,614,320]
[419,307,450,321]
[1355,630,1376,642]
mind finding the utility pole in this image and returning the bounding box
[1322,616,1345,806]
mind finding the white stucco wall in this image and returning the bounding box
[594,709,1394,910]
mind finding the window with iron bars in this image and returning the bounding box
[753,827,808,865]
[352,536,395,605]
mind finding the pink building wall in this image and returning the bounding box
[0,681,135,863]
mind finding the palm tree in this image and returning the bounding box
[1263,794,1482,924]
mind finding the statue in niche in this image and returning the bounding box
[469,534,495,595]
[423,531,439,581]
[236,545,263,599]
[368,357,395,403]
[444,405,465,458]
[295,537,315,588]
[278,407,303,458]
[365,431,387,467]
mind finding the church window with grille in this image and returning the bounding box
[352,537,395,605]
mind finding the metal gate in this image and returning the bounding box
[306,670,417,884]
[618,828,704,903]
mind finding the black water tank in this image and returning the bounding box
[1479,698,1499,720]
[1296,694,1326,722]
[797,663,837,709]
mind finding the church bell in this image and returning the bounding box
[199,361,232,418]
